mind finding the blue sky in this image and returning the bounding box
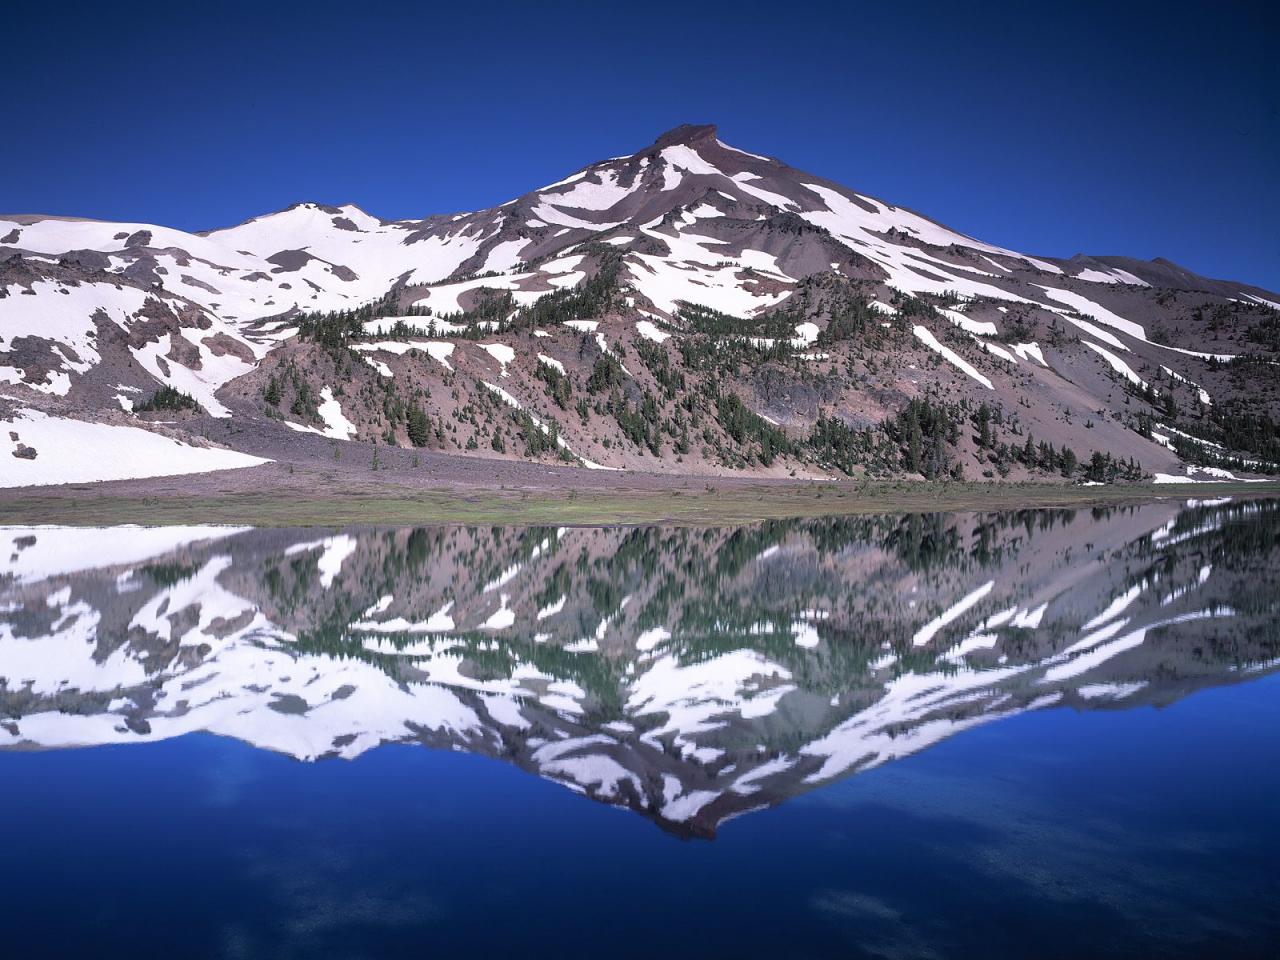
[5,0,1277,289]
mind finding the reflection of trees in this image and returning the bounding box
[12,499,1278,725]
[5,499,1280,837]
[240,501,1280,709]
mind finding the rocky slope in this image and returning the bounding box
[3,124,1280,486]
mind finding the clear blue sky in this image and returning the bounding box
[5,0,1277,289]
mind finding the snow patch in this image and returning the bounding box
[0,409,269,488]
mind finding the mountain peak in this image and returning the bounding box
[651,123,718,149]
[4,122,1276,489]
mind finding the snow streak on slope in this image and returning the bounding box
[913,326,994,389]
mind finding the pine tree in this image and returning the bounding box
[407,406,432,447]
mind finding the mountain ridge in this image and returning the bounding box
[4,125,1273,292]
[2,124,1279,488]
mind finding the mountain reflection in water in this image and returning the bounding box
[2,498,1277,839]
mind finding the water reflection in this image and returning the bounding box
[2,499,1277,838]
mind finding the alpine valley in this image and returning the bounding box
[4,123,1280,489]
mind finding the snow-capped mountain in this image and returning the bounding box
[3,124,1279,486]
[2,500,1275,837]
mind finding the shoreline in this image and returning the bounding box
[0,468,1273,527]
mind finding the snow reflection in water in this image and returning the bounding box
[1,498,1276,837]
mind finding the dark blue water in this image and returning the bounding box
[2,503,1279,957]
[3,673,1277,959]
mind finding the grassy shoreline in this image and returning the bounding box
[0,480,1273,527]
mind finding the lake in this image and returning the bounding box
[2,499,1278,958]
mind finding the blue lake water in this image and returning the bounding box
[2,500,1278,957]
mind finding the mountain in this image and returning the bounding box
[3,500,1277,837]
[3,123,1280,487]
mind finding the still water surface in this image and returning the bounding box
[2,499,1278,957]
